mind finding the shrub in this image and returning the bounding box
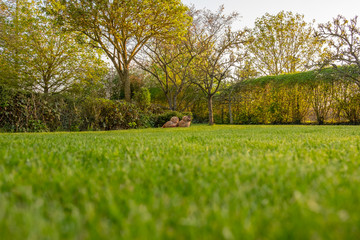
[0,85,147,132]
[133,87,151,110]
[80,98,143,130]
[139,113,156,128]
[0,85,57,132]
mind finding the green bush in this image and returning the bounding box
[55,96,83,131]
[28,120,48,132]
[0,85,150,132]
[139,113,155,128]
[0,85,57,132]
[80,98,144,130]
[133,87,151,110]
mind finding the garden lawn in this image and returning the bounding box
[1,125,360,239]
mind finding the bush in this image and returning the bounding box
[0,84,194,132]
[133,87,151,110]
[0,85,57,132]
[80,98,144,130]
[139,113,156,128]
[0,85,148,132]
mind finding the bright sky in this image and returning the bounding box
[182,0,360,29]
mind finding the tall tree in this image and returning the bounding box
[0,0,107,94]
[223,53,258,124]
[49,0,191,101]
[0,0,21,86]
[137,40,194,110]
[247,11,324,76]
[317,15,360,87]
[190,7,246,125]
[136,8,208,111]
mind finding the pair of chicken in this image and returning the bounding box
[162,116,191,128]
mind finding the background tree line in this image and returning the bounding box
[1,0,360,131]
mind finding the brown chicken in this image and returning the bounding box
[162,116,179,128]
[178,116,191,127]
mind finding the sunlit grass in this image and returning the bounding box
[1,125,360,239]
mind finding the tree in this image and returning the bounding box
[317,15,360,87]
[136,39,191,110]
[49,0,191,102]
[0,0,107,94]
[224,53,259,124]
[0,0,21,86]
[247,11,324,76]
[136,8,208,111]
[190,7,246,125]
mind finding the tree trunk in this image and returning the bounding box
[44,80,49,95]
[167,98,173,110]
[166,96,175,111]
[117,68,130,102]
[123,68,130,102]
[229,100,233,124]
[208,95,214,125]
[173,96,177,111]
[221,105,224,124]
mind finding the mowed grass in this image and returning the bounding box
[1,125,360,240]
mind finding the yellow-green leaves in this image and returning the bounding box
[247,11,324,76]
[0,0,108,94]
[50,0,190,101]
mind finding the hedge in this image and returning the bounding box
[214,67,360,124]
[0,85,191,132]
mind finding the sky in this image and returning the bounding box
[182,0,360,29]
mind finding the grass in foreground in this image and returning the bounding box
[1,125,360,239]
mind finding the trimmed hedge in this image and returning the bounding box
[0,85,191,132]
[239,68,336,87]
[0,86,56,132]
[215,68,360,125]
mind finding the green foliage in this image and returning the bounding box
[50,0,191,101]
[149,87,166,102]
[139,113,156,129]
[0,84,59,132]
[0,85,151,132]
[240,68,336,86]
[1,125,360,239]
[215,68,359,125]
[0,84,194,132]
[133,87,151,110]
[0,0,108,93]
[66,98,144,130]
[27,120,48,132]
[246,11,324,75]
[189,7,244,125]
[81,98,122,130]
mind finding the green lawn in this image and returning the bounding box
[1,125,360,239]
